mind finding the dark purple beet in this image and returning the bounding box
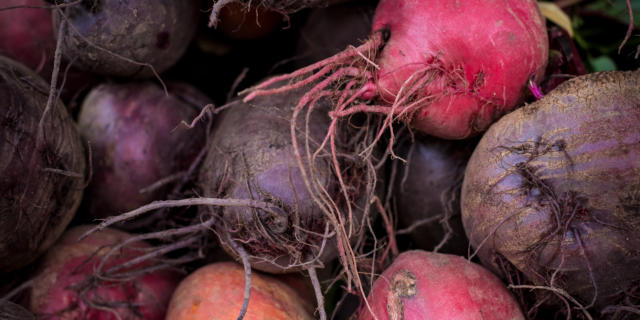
[199,85,375,274]
[394,137,474,255]
[54,0,199,77]
[461,71,640,318]
[77,82,208,219]
[0,55,86,273]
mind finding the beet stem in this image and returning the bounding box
[527,77,544,100]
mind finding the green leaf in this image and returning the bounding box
[589,55,618,71]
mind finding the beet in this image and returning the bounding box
[461,71,640,318]
[166,262,314,319]
[394,137,474,255]
[359,250,525,320]
[199,85,376,274]
[28,225,181,320]
[77,82,208,219]
[0,55,85,274]
[244,0,548,140]
[54,0,199,77]
[0,0,55,73]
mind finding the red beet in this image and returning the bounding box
[0,0,55,73]
[244,0,548,140]
[0,55,85,274]
[77,82,208,219]
[28,225,181,320]
[359,250,525,320]
[461,71,640,318]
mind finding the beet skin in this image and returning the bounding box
[0,55,85,273]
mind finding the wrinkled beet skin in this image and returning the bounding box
[0,0,55,72]
[199,86,365,274]
[0,56,85,273]
[29,226,181,320]
[55,0,198,77]
[166,262,314,319]
[371,0,548,139]
[295,2,374,68]
[461,71,640,312]
[360,250,524,320]
[394,137,473,255]
[77,82,207,219]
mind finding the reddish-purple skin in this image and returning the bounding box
[360,250,525,320]
[368,0,548,139]
[29,226,181,320]
[77,82,208,219]
[0,0,98,106]
[0,0,55,73]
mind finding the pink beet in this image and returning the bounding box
[244,0,547,140]
[360,250,524,320]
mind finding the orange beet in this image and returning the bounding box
[166,262,313,320]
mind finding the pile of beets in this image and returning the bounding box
[1,0,638,319]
